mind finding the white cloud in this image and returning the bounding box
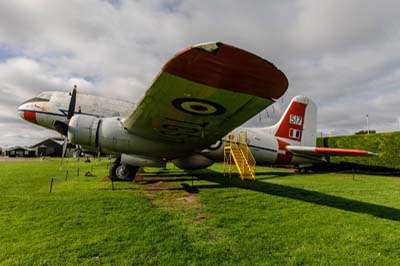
[0,0,400,147]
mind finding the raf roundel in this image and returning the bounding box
[172,98,226,116]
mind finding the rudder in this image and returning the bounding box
[267,95,317,146]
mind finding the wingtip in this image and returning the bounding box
[193,42,222,53]
[162,42,289,100]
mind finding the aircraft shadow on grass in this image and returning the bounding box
[180,169,400,222]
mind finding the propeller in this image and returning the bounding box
[67,86,77,120]
[60,85,77,169]
[75,144,81,162]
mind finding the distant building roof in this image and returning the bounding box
[4,138,64,152]
[30,138,64,148]
[5,146,35,152]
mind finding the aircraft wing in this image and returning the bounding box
[287,146,377,159]
[122,42,288,151]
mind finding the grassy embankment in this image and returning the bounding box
[317,131,400,169]
[1,158,400,265]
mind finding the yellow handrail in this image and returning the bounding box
[238,131,256,179]
[223,131,256,180]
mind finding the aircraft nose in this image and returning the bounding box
[18,103,37,123]
[17,105,25,119]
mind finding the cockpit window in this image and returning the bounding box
[37,91,52,100]
[22,92,52,104]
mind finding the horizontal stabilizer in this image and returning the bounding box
[287,146,377,157]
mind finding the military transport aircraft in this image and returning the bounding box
[18,42,375,180]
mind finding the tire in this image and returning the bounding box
[299,168,307,174]
[109,163,138,181]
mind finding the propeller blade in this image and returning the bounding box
[76,145,81,162]
[67,86,77,120]
[60,135,68,169]
[61,86,78,168]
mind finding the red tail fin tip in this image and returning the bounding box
[275,101,307,141]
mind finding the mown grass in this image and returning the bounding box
[1,159,400,265]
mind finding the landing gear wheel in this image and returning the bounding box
[299,168,307,174]
[109,163,138,181]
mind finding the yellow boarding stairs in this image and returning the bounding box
[224,131,256,180]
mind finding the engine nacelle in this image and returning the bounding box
[121,154,166,167]
[68,115,186,160]
[200,139,224,161]
[172,154,214,170]
[68,115,100,148]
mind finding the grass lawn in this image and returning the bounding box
[1,158,400,265]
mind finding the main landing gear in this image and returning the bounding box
[109,157,138,181]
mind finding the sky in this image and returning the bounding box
[1,0,400,148]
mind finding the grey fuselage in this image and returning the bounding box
[18,91,319,168]
[18,91,134,130]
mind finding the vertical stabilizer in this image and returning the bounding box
[267,95,317,146]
